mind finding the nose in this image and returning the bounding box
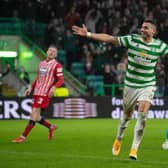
[141,28,144,32]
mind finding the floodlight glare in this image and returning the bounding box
[0,51,17,57]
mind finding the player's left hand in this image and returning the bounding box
[48,86,55,98]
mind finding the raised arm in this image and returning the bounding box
[72,24,119,46]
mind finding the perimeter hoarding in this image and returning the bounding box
[0,97,168,119]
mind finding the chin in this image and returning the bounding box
[141,34,146,39]
[49,56,54,59]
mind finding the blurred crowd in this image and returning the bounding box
[1,0,168,96]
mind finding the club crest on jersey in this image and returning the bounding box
[40,67,47,76]
[140,50,147,57]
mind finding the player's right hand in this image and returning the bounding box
[25,87,32,96]
[72,24,88,37]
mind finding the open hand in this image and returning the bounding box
[72,24,88,37]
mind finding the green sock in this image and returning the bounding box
[166,130,168,140]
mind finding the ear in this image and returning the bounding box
[152,24,157,36]
[153,27,157,36]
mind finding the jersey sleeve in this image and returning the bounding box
[117,35,132,48]
[160,43,168,56]
[54,63,64,88]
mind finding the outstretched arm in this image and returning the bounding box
[72,24,119,46]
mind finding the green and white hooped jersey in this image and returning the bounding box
[118,34,168,88]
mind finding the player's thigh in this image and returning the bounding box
[137,86,155,112]
[137,86,156,103]
[123,86,137,116]
[31,107,41,120]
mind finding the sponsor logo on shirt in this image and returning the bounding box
[57,68,63,73]
[134,55,151,63]
[40,67,47,76]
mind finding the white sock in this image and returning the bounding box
[116,114,131,140]
[131,112,147,150]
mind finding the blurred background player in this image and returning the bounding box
[166,130,168,141]
[12,45,64,143]
[162,129,168,148]
[72,19,168,160]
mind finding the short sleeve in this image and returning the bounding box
[161,43,168,56]
[117,35,132,48]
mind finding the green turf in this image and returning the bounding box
[0,119,167,168]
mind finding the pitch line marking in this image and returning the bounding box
[0,150,167,166]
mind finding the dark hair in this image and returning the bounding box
[143,19,156,26]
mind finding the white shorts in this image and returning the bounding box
[123,86,156,112]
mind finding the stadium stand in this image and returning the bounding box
[0,0,168,96]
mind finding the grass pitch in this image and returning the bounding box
[0,119,167,168]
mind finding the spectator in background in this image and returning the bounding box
[110,11,121,28]
[155,58,166,97]
[23,1,36,34]
[97,21,110,35]
[130,17,140,33]
[2,0,168,98]
[0,63,11,96]
[119,16,129,35]
[55,0,67,19]
[63,29,78,70]
[45,18,64,48]
[12,9,20,24]
[1,63,11,76]
[102,64,117,96]
[64,5,81,29]
[163,54,168,95]
[158,19,168,43]
[85,8,102,33]
[83,51,94,75]
[17,66,30,85]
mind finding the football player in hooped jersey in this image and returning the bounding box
[72,19,168,160]
[12,45,64,143]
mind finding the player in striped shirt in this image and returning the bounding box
[72,19,168,160]
[12,45,64,143]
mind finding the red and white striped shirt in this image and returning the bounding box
[32,59,64,96]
